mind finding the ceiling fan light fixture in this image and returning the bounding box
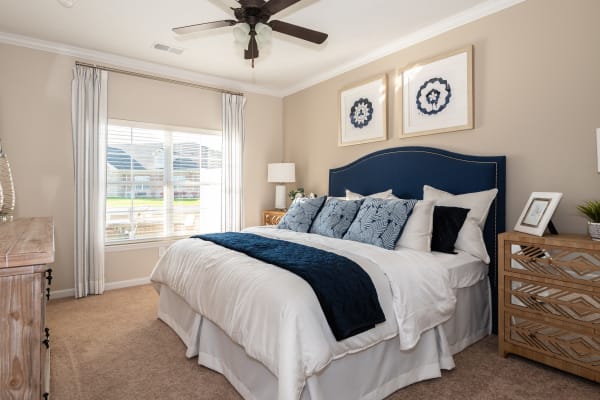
[172,0,328,68]
[255,23,272,47]
[233,23,250,46]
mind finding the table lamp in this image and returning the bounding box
[268,163,295,210]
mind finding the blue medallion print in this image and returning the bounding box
[415,77,452,115]
[349,98,374,129]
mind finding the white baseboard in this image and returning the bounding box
[50,277,151,300]
[51,288,75,299]
[105,277,151,291]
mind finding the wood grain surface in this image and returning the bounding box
[0,217,54,399]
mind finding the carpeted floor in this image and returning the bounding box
[47,285,599,400]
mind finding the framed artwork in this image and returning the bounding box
[400,46,473,138]
[514,192,563,236]
[339,74,387,146]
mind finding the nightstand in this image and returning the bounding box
[263,209,286,226]
[498,231,600,382]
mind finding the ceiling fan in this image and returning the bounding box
[172,0,328,67]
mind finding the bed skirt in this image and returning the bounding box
[155,278,490,400]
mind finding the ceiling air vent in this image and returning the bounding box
[153,43,184,55]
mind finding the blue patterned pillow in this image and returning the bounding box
[309,198,363,238]
[343,198,418,250]
[278,196,326,233]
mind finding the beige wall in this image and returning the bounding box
[0,42,283,291]
[283,0,600,235]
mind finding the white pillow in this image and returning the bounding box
[423,185,498,263]
[396,200,435,252]
[345,189,394,200]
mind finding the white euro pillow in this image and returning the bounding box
[345,189,394,200]
[395,200,435,252]
[423,185,498,263]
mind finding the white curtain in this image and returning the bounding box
[221,93,246,232]
[71,65,108,298]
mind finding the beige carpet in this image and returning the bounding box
[47,285,599,400]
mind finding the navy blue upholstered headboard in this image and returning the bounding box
[329,146,506,333]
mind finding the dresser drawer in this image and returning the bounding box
[506,277,600,328]
[507,242,600,288]
[506,311,600,373]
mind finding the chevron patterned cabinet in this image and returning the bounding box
[263,209,286,226]
[498,232,600,382]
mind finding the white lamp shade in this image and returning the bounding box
[268,163,295,183]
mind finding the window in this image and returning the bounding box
[105,121,222,243]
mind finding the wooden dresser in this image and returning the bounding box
[0,217,55,399]
[498,231,600,382]
[263,209,286,226]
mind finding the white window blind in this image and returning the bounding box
[106,121,222,243]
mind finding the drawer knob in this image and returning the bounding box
[45,268,53,285]
[46,288,51,301]
[43,393,49,400]
[42,327,51,349]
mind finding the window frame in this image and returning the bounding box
[104,119,222,248]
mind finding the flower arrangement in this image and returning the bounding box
[288,187,305,201]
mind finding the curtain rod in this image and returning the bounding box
[75,61,244,96]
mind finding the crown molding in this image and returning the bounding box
[281,0,526,97]
[0,30,283,97]
[0,0,525,99]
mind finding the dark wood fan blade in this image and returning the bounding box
[262,0,301,15]
[244,35,259,59]
[173,20,237,35]
[269,20,328,44]
[240,0,266,7]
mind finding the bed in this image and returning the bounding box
[150,146,506,400]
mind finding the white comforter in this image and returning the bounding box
[150,226,456,400]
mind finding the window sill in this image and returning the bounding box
[105,237,184,252]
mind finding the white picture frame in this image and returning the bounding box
[514,192,563,236]
[400,46,473,138]
[339,74,387,146]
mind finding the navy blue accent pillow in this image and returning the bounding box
[431,206,470,254]
[278,196,326,233]
[310,198,363,238]
[343,198,417,250]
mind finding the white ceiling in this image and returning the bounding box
[0,0,522,96]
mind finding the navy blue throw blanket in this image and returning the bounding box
[192,232,386,341]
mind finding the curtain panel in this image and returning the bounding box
[71,65,108,298]
[221,93,246,232]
